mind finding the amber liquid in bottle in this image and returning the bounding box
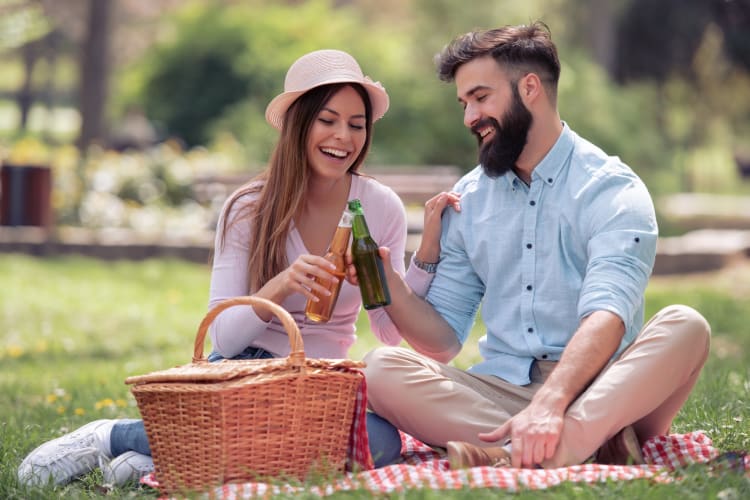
[304,209,353,323]
[348,199,391,309]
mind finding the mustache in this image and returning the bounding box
[471,118,500,144]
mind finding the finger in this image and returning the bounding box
[302,256,339,279]
[424,192,444,208]
[424,192,449,212]
[435,191,460,210]
[544,433,559,461]
[430,192,461,214]
[291,278,320,302]
[291,270,331,300]
[478,421,509,443]
[378,246,392,267]
[378,246,400,281]
[531,439,546,466]
[522,445,535,468]
[430,195,449,212]
[344,263,359,285]
[291,260,338,297]
[446,192,461,211]
[511,435,523,468]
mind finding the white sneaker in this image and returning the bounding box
[102,451,154,486]
[17,419,115,487]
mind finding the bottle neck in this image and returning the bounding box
[351,214,371,239]
[329,224,351,255]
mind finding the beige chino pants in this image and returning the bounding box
[363,304,711,468]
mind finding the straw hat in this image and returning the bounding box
[265,49,389,130]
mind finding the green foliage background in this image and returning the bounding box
[104,0,750,199]
[1,0,749,201]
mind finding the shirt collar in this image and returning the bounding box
[530,122,574,187]
[491,122,575,190]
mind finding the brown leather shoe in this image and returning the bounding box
[595,425,644,465]
[446,441,511,469]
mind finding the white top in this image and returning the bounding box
[208,174,435,359]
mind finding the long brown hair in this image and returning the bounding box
[219,82,374,293]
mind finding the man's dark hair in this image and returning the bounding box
[436,22,561,100]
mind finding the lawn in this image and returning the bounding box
[1,253,748,499]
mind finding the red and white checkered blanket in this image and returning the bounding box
[143,377,749,497]
[145,430,748,498]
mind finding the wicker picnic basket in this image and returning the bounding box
[125,296,365,494]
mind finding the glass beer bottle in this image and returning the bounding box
[304,208,353,323]
[348,199,391,309]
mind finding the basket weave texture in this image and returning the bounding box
[125,296,365,494]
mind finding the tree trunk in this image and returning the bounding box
[76,0,113,151]
[17,42,37,131]
[588,0,617,76]
[40,32,60,141]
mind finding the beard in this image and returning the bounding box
[473,86,533,179]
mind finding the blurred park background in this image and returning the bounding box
[2,3,750,497]
[0,0,749,258]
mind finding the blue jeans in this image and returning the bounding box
[111,347,402,467]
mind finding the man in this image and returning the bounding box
[365,22,711,469]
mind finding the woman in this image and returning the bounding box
[18,49,459,488]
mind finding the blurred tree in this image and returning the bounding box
[0,0,186,147]
[586,0,617,75]
[76,0,113,150]
[17,37,42,131]
[611,0,750,190]
[3,0,747,196]
[128,0,415,158]
[549,0,630,76]
[138,7,251,147]
[611,0,750,84]
[0,0,52,131]
[613,0,714,84]
[0,0,50,50]
[713,0,750,71]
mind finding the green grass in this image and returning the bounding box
[1,254,748,499]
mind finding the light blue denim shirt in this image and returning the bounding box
[427,124,658,385]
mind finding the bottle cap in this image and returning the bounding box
[347,199,363,213]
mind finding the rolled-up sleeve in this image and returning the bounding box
[425,208,484,345]
[578,177,657,341]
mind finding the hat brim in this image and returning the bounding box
[265,78,389,131]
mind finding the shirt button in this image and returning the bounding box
[529,200,536,206]
[542,354,548,359]
[527,327,534,333]
[526,284,533,291]
[526,243,533,249]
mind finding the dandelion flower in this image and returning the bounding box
[95,398,115,410]
[7,345,23,358]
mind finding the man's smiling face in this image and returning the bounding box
[456,56,533,178]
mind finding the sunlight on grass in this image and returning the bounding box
[1,254,748,499]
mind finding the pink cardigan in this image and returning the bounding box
[208,174,434,359]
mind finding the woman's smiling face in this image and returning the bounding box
[305,85,368,181]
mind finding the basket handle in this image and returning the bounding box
[192,296,305,366]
